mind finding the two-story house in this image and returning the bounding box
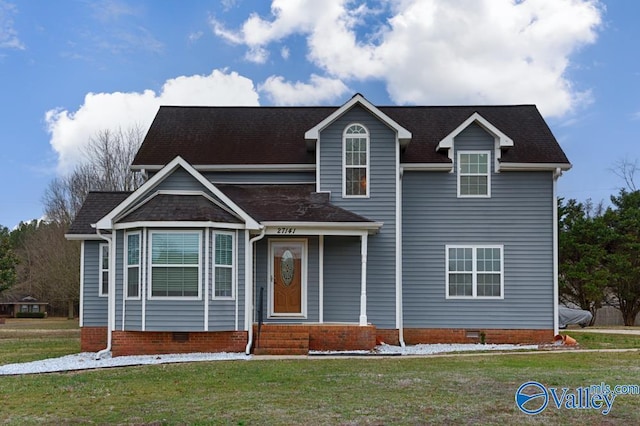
[66,94,570,356]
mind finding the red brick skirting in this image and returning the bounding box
[403,328,554,345]
[80,327,108,352]
[254,324,377,352]
[111,331,248,356]
[376,329,400,346]
[308,324,376,351]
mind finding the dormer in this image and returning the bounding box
[435,112,514,173]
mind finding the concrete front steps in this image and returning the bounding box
[253,325,310,355]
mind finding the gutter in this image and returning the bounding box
[95,227,114,360]
[552,168,563,336]
[245,227,266,355]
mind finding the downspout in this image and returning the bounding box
[552,168,562,336]
[245,227,266,355]
[95,228,114,360]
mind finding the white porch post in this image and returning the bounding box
[359,232,368,326]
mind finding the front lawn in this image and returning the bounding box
[1,320,640,424]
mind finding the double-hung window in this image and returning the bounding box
[99,243,109,296]
[446,245,503,298]
[213,232,234,299]
[343,124,369,197]
[150,231,201,299]
[458,151,490,197]
[125,232,141,299]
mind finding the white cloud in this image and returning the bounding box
[212,0,603,117]
[188,31,203,43]
[280,46,289,59]
[259,74,349,105]
[45,70,260,174]
[0,1,25,50]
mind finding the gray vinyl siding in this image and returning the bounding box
[204,171,315,184]
[323,236,361,323]
[149,168,227,207]
[82,241,108,326]
[318,105,397,328]
[402,123,554,329]
[254,237,320,323]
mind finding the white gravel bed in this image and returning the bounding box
[0,351,249,375]
[311,343,539,356]
[1,343,538,375]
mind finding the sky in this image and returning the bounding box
[0,0,638,228]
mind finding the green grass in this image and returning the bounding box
[562,330,640,349]
[1,320,640,424]
[0,318,80,364]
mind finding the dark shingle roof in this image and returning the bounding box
[218,184,375,223]
[67,192,132,235]
[118,194,241,223]
[132,104,569,167]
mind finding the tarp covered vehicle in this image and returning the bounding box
[558,306,593,329]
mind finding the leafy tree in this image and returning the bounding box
[558,198,609,323]
[603,190,640,326]
[0,226,18,294]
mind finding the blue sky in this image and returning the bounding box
[0,0,638,228]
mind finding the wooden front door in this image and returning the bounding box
[271,241,304,315]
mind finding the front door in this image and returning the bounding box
[270,241,305,316]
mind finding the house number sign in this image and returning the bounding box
[280,250,295,286]
[277,227,297,234]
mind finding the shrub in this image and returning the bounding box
[16,312,46,319]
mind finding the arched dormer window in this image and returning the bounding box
[343,123,369,197]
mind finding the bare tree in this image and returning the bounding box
[26,126,146,317]
[611,158,638,192]
[43,125,146,224]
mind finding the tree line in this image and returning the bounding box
[0,127,144,317]
[559,187,640,326]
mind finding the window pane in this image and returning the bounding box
[152,233,199,265]
[152,266,198,297]
[127,234,140,265]
[215,267,232,297]
[477,273,501,297]
[449,273,472,296]
[215,234,233,265]
[346,167,367,196]
[101,245,109,269]
[127,266,139,297]
[101,271,108,294]
[460,176,488,196]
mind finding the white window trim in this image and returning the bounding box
[342,123,370,198]
[445,244,504,300]
[457,150,491,198]
[268,239,308,318]
[212,230,236,300]
[148,230,202,301]
[98,243,109,297]
[124,231,142,300]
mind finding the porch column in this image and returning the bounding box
[359,233,368,326]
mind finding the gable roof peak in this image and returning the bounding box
[305,93,412,149]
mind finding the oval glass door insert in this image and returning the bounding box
[280,249,295,286]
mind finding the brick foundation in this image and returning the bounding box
[403,328,554,345]
[111,330,248,357]
[254,324,377,352]
[80,327,108,352]
[376,329,400,345]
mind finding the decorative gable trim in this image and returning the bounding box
[435,112,514,172]
[305,93,412,150]
[95,156,261,231]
